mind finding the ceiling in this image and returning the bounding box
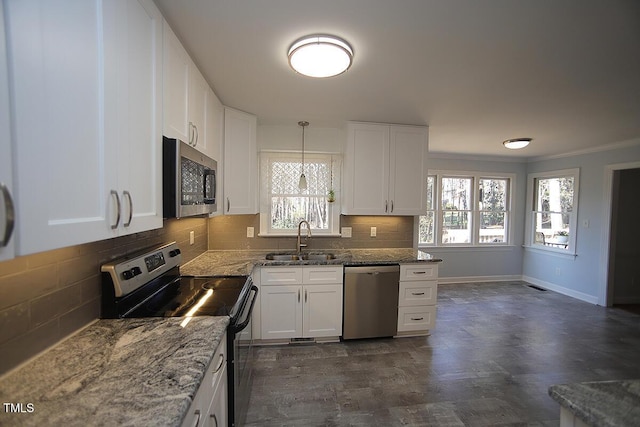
[154,0,640,158]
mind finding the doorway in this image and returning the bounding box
[604,166,640,307]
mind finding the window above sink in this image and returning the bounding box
[258,152,342,237]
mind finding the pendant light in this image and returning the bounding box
[298,121,309,190]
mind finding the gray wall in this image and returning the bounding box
[424,153,528,282]
[523,139,640,303]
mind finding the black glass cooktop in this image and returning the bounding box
[125,275,249,319]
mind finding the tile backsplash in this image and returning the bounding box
[0,213,413,375]
[0,217,207,376]
[208,214,414,250]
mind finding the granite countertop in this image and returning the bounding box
[0,317,229,427]
[548,380,640,427]
[181,248,442,276]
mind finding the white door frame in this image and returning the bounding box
[599,161,640,306]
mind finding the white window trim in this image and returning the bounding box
[419,170,516,247]
[259,150,342,237]
[524,168,580,255]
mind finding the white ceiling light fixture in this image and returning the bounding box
[288,35,353,78]
[298,121,309,190]
[503,138,532,149]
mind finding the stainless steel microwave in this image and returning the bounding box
[163,137,217,218]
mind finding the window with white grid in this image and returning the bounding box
[259,152,341,235]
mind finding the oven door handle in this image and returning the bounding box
[230,285,258,334]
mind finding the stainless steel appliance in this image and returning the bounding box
[163,137,217,218]
[343,265,400,339]
[101,242,257,427]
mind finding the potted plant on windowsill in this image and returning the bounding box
[556,230,569,243]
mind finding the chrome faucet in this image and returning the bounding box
[297,220,312,254]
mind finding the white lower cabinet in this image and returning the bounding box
[182,333,227,427]
[260,266,343,340]
[396,263,438,336]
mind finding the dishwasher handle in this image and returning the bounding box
[344,265,399,275]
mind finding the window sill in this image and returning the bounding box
[523,245,577,259]
[418,245,517,252]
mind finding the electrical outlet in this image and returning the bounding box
[370,227,377,237]
[555,267,561,276]
[247,227,254,238]
[189,230,195,245]
[341,227,352,238]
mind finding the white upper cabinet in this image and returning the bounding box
[223,107,258,215]
[162,21,190,143]
[205,88,224,164]
[106,0,163,235]
[162,21,221,160]
[0,1,15,261]
[388,125,429,215]
[205,88,224,216]
[343,122,428,216]
[187,60,207,151]
[5,0,162,255]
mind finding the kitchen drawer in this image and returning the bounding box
[303,266,343,284]
[261,267,303,285]
[399,281,437,306]
[397,306,436,332]
[400,263,438,282]
[199,333,227,400]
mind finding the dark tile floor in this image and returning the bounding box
[245,282,640,426]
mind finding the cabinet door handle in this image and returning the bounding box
[385,200,388,213]
[210,413,218,427]
[188,122,194,146]
[191,410,201,427]
[305,289,308,303]
[411,317,424,321]
[412,292,425,296]
[226,197,230,212]
[110,190,121,229]
[298,289,301,303]
[123,191,133,227]
[390,200,394,213]
[194,124,199,147]
[0,183,15,248]
[213,353,224,374]
[412,271,426,275]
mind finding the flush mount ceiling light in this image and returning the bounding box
[288,35,353,78]
[503,138,532,149]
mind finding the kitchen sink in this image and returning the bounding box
[265,252,336,261]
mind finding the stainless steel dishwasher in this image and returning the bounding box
[343,265,400,339]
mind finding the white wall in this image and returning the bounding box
[523,139,640,304]
[424,154,528,282]
[258,124,345,153]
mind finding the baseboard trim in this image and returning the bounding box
[522,275,599,305]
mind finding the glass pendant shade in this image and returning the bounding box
[288,35,353,78]
[298,121,309,190]
[298,173,307,190]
